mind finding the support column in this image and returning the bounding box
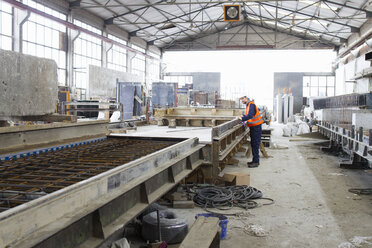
[13,8,30,52]
[145,57,152,93]
[66,11,80,91]
[101,29,112,68]
[127,50,136,74]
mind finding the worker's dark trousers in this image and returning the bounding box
[250,124,262,163]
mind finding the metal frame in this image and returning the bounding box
[3,0,371,51]
[0,136,205,248]
[210,118,249,177]
[0,120,109,154]
[318,121,372,168]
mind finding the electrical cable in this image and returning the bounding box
[348,188,372,195]
[192,185,274,215]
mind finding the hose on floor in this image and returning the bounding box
[348,188,372,195]
[191,185,274,215]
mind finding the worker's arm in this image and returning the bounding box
[241,104,256,121]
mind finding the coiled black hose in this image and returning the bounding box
[193,185,273,212]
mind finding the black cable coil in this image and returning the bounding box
[193,185,273,212]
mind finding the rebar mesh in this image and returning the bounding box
[0,138,177,212]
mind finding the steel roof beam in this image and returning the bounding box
[322,0,369,13]
[104,0,166,24]
[244,8,347,42]
[130,3,221,33]
[259,2,361,29]
[161,19,336,49]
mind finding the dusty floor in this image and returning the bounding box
[170,123,372,248]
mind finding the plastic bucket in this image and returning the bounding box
[195,213,229,240]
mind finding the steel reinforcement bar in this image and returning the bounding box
[0,136,205,248]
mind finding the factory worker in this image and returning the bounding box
[238,96,263,168]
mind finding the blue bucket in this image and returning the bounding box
[195,213,229,240]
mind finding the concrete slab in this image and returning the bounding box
[88,65,142,99]
[0,49,58,118]
[110,125,212,144]
[352,113,372,129]
[316,108,372,124]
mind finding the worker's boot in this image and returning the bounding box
[247,161,259,168]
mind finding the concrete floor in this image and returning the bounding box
[170,123,372,248]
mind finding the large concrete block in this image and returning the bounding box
[317,108,372,124]
[0,49,58,117]
[352,113,372,129]
[88,65,142,99]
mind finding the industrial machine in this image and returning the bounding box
[315,93,372,168]
[0,115,248,247]
[0,121,204,248]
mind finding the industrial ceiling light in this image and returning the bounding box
[365,37,372,48]
[350,48,359,57]
[159,23,176,30]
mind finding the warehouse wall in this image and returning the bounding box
[335,18,372,96]
[335,55,372,95]
[165,72,221,104]
[88,65,142,99]
[0,49,57,117]
[192,72,221,94]
[273,72,303,114]
[2,0,161,101]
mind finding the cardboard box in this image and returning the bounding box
[221,172,250,186]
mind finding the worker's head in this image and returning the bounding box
[240,96,249,104]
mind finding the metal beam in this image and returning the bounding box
[162,19,335,49]
[322,0,369,13]
[104,0,166,24]
[69,0,81,8]
[259,1,361,29]
[130,2,221,34]
[0,137,204,248]
[244,7,347,43]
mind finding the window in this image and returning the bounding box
[148,59,160,79]
[147,51,160,86]
[131,44,146,81]
[107,34,127,72]
[0,1,12,51]
[73,20,102,92]
[327,76,335,96]
[22,0,67,85]
[303,76,335,97]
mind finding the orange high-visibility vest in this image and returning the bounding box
[245,101,264,127]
